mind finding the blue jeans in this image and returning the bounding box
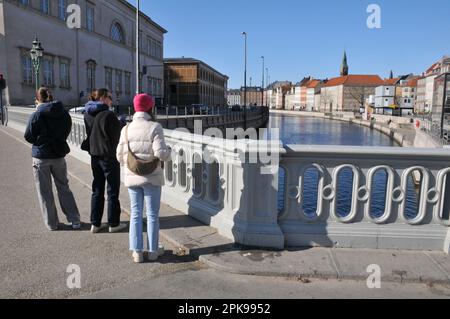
[128,184,162,253]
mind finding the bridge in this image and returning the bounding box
[5,106,450,254]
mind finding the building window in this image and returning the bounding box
[157,79,162,97]
[156,41,162,60]
[21,53,33,85]
[58,0,66,21]
[59,58,70,88]
[110,22,125,44]
[147,77,153,95]
[125,72,131,95]
[139,31,143,51]
[40,0,49,14]
[43,57,54,87]
[115,70,123,95]
[86,5,95,32]
[20,0,29,6]
[105,67,113,91]
[86,60,96,94]
[147,38,153,56]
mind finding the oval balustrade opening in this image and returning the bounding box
[209,160,220,203]
[336,167,354,218]
[404,170,423,220]
[278,167,286,215]
[441,173,450,221]
[165,160,173,183]
[192,154,203,197]
[302,167,320,217]
[370,169,389,219]
[179,160,187,188]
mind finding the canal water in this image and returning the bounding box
[266,114,419,219]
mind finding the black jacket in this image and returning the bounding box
[24,101,72,159]
[83,101,121,159]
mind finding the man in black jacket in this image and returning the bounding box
[83,89,126,233]
[25,88,81,231]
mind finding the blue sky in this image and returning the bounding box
[133,0,450,89]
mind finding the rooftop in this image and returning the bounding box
[324,75,385,87]
[119,0,167,34]
[164,58,228,79]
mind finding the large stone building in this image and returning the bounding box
[0,0,166,107]
[164,58,228,107]
[320,75,385,113]
[266,81,292,110]
[227,89,240,106]
[240,86,263,107]
[416,56,450,114]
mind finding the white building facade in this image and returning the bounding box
[0,0,166,107]
[374,85,396,109]
[227,89,241,106]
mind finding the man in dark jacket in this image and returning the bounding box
[83,89,126,233]
[25,88,81,231]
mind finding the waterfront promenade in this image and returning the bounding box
[0,124,449,299]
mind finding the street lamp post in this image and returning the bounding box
[30,38,44,92]
[265,67,269,107]
[136,0,140,94]
[242,32,247,130]
[261,56,264,107]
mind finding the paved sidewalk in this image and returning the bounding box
[1,125,449,292]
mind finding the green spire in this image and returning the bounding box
[389,70,394,79]
[340,51,349,76]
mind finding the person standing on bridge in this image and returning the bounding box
[24,87,81,231]
[116,94,172,263]
[83,89,127,234]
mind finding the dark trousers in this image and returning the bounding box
[90,156,121,227]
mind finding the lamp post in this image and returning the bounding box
[30,38,44,92]
[261,56,264,107]
[136,0,140,94]
[242,31,247,130]
[265,67,269,107]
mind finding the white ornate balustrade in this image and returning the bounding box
[279,145,450,252]
[6,107,450,252]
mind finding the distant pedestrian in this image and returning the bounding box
[82,89,127,234]
[116,94,172,263]
[24,87,81,231]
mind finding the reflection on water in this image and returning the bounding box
[270,115,418,219]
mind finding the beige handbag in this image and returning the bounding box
[125,124,161,176]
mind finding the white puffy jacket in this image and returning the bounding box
[116,112,172,187]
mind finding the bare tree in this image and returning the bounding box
[320,89,333,113]
[347,86,368,113]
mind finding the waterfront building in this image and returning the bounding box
[416,56,450,114]
[0,0,166,107]
[266,81,292,110]
[240,86,263,107]
[374,85,396,114]
[227,89,241,106]
[164,58,228,107]
[431,72,450,139]
[285,82,301,110]
[320,75,385,113]
[306,79,321,111]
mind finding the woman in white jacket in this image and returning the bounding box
[116,94,172,263]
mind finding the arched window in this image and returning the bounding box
[110,22,125,44]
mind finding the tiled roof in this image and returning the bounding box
[306,79,321,88]
[384,78,400,85]
[406,78,418,87]
[426,62,440,74]
[324,75,385,87]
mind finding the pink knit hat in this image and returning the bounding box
[133,94,155,112]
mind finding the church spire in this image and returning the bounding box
[340,51,349,76]
[389,70,394,79]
